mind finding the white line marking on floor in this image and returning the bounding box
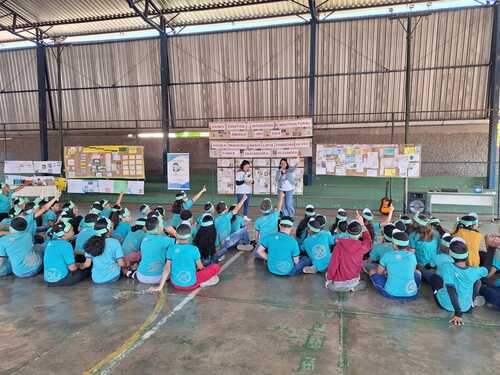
[99,251,244,375]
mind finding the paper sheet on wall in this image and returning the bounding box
[4,161,35,174]
[167,153,190,190]
[127,181,144,195]
[33,161,62,174]
[112,180,128,194]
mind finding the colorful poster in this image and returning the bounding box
[66,179,144,195]
[33,161,62,174]
[167,153,190,190]
[209,118,313,139]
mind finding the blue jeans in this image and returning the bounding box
[370,271,422,301]
[288,256,312,276]
[278,190,295,217]
[480,285,500,308]
[213,228,250,262]
[236,194,251,216]
[421,268,434,284]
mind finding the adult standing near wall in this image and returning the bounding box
[235,160,253,221]
[275,154,300,218]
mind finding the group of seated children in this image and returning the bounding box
[0,181,499,325]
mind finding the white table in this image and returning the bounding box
[426,191,496,220]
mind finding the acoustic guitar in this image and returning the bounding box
[379,179,392,215]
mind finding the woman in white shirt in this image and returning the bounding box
[275,157,299,217]
[235,160,253,221]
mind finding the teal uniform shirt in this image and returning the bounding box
[85,237,124,284]
[301,230,334,272]
[100,208,113,219]
[167,243,201,287]
[0,231,42,277]
[255,211,280,242]
[369,242,392,262]
[380,251,418,297]
[42,210,57,226]
[138,233,175,277]
[24,213,36,237]
[75,227,97,253]
[260,232,300,276]
[43,239,75,282]
[215,212,233,246]
[112,221,131,243]
[122,229,146,256]
[0,256,12,276]
[493,249,500,270]
[171,199,194,228]
[0,192,12,214]
[231,215,244,234]
[412,232,439,266]
[436,263,487,312]
[334,232,350,240]
[430,253,454,277]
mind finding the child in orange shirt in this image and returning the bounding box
[453,214,482,267]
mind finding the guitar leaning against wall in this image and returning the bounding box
[379,179,393,215]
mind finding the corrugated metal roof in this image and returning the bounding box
[0,0,429,43]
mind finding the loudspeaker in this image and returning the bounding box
[408,192,426,214]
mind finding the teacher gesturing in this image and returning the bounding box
[275,153,300,217]
[235,160,253,221]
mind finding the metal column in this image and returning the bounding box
[56,45,64,170]
[403,16,413,213]
[488,4,500,192]
[36,32,48,161]
[160,17,171,178]
[306,0,318,186]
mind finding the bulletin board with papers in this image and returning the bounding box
[64,145,145,179]
[217,158,304,195]
[316,144,421,178]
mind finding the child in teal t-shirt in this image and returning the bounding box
[255,215,312,276]
[254,193,284,244]
[42,200,60,227]
[411,214,439,267]
[137,216,175,284]
[301,218,333,273]
[196,202,214,226]
[111,207,132,243]
[295,205,316,247]
[0,217,42,278]
[122,218,147,265]
[75,214,99,253]
[170,186,207,228]
[369,231,421,300]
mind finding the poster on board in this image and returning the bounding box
[167,153,190,190]
[67,179,144,195]
[209,118,313,139]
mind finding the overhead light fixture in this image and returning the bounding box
[127,131,210,139]
[138,132,164,138]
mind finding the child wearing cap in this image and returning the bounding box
[196,202,215,226]
[74,213,99,254]
[255,216,312,276]
[368,231,421,300]
[0,217,43,278]
[296,204,316,248]
[193,214,217,265]
[410,213,439,268]
[429,237,488,326]
[365,224,396,270]
[139,204,152,218]
[0,181,31,222]
[330,208,348,236]
[228,205,245,235]
[111,207,132,243]
[361,208,381,242]
[148,224,221,292]
[301,217,334,274]
[44,221,90,286]
[420,233,454,284]
[254,192,284,245]
[122,218,147,266]
[136,216,176,284]
[170,186,207,228]
[399,215,413,235]
[453,215,482,267]
[23,192,62,238]
[325,211,372,292]
[479,247,500,308]
[41,199,60,227]
[82,217,131,284]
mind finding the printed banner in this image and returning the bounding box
[209,139,312,158]
[167,153,190,190]
[209,118,313,139]
[67,179,145,195]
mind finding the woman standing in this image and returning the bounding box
[235,160,253,221]
[275,155,300,217]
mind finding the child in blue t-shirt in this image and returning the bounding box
[136,216,175,284]
[296,204,316,247]
[364,224,395,272]
[301,217,334,273]
[83,217,132,284]
[122,218,147,266]
[148,224,221,293]
[0,217,43,278]
[429,237,488,326]
[420,233,454,284]
[170,186,207,228]
[44,221,90,286]
[410,213,439,268]
[111,207,132,243]
[255,216,312,276]
[139,204,152,218]
[196,202,215,226]
[480,247,500,308]
[75,213,99,254]
[368,231,421,300]
[254,192,284,245]
[41,199,60,227]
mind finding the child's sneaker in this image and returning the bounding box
[303,265,317,274]
[217,255,226,262]
[200,276,220,288]
[474,295,486,307]
[244,216,252,222]
[237,244,254,252]
[350,280,367,292]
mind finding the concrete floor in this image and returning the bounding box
[1,207,499,375]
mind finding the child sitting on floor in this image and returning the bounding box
[420,233,454,284]
[170,186,207,228]
[330,208,347,235]
[325,212,372,292]
[368,230,421,300]
[148,224,221,292]
[193,214,217,265]
[111,207,132,243]
[301,217,334,274]
[255,216,312,276]
[122,217,147,266]
[254,192,284,244]
[44,221,90,287]
[74,213,98,254]
[429,237,487,326]
[196,202,214,226]
[453,214,482,267]
[410,213,439,269]
[365,223,395,268]
[296,204,316,247]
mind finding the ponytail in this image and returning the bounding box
[84,235,106,257]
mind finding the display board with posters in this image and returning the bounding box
[66,179,144,195]
[209,139,312,158]
[316,144,421,178]
[209,118,313,139]
[167,153,190,190]
[64,145,145,179]
[217,158,304,195]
